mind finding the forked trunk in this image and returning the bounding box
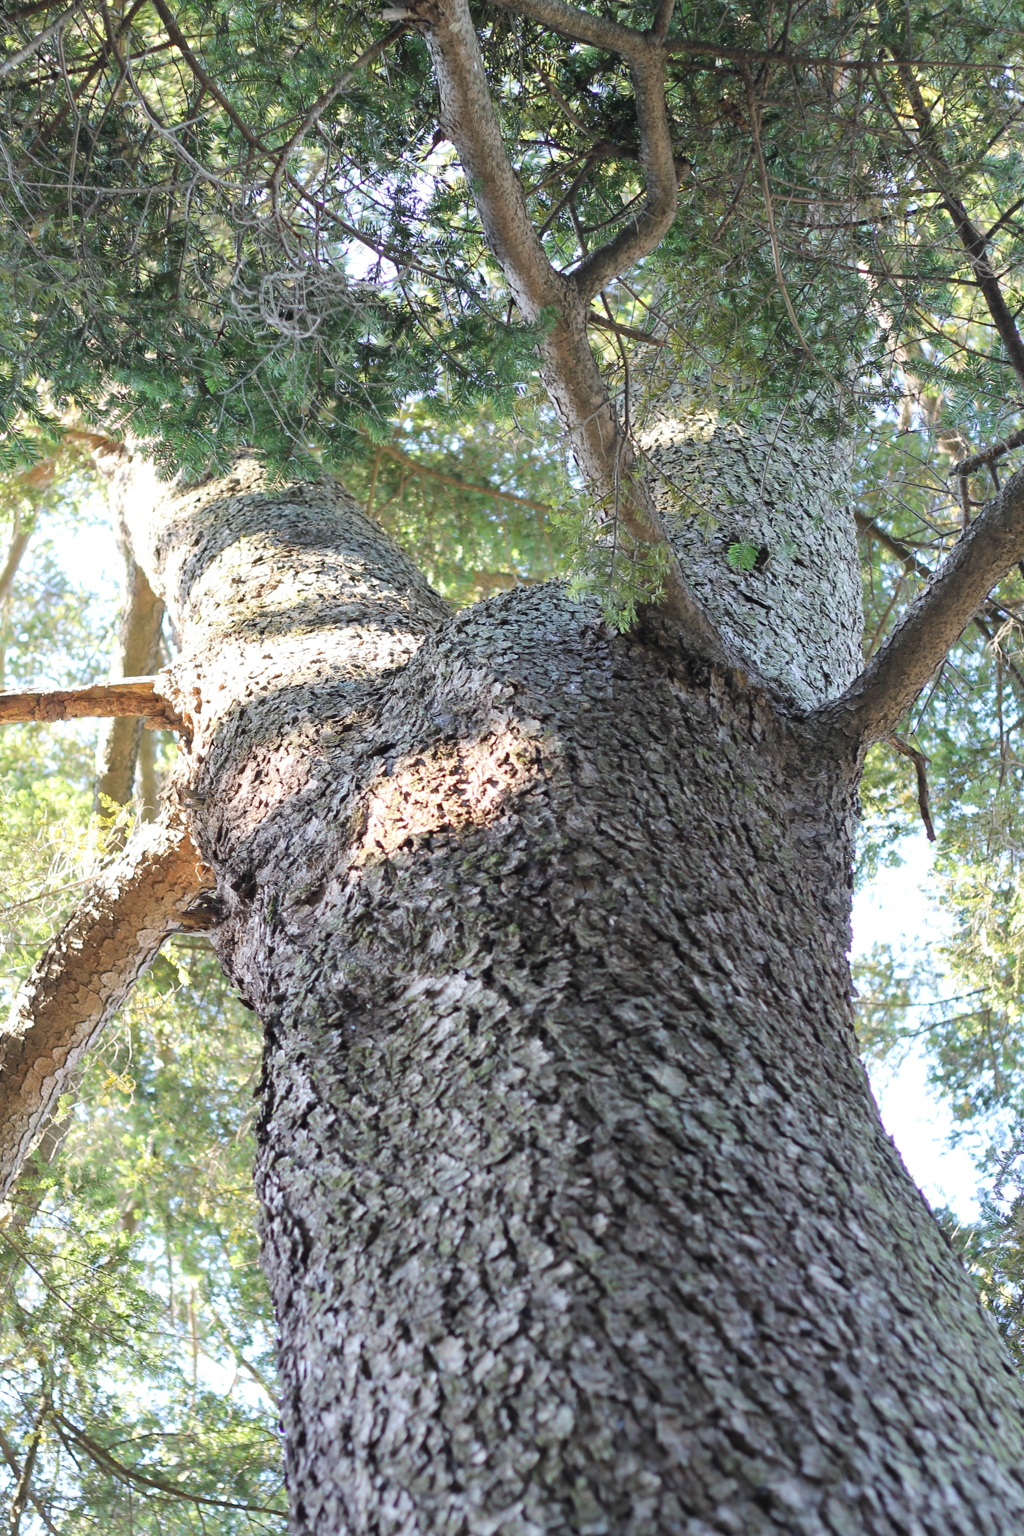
[118,456,1024,1534]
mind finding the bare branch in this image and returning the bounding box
[954,427,1024,487]
[0,1,83,82]
[650,0,675,44]
[882,60,1024,390]
[0,676,180,728]
[419,0,727,653]
[486,0,680,300]
[267,23,411,197]
[819,463,1024,744]
[146,0,269,155]
[887,734,936,841]
[420,0,565,319]
[857,508,1024,693]
[589,311,667,345]
[488,0,650,62]
[569,43,680,301]
[0,814,216,1201]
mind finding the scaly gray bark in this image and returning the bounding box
[111,453,1024,1535]
[0,814,213,1201]
[640,403,862,706]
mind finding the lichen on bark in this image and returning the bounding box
[640,403,862,707]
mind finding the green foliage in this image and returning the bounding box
[726,540,760,573]
[4,0,1024,1488]
[0,943,285,1533]
[341,395,570,605]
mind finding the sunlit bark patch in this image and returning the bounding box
[349,729,551,866]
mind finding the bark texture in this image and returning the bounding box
[117,459,1024,1535]
[640,406,861,707]
[0,814,212,1200]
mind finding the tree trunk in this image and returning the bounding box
[119,456,1024,1534]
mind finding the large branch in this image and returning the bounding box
[420,0,565,318]
[419,0,727,656]
[0,814,216,1200]
[819,463,1024,745]
[0,676,180,727]
[489,0,680,301]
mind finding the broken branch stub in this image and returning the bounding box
[0,677,183,730]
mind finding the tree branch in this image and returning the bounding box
[418,0,728,655]
[0,677,180,728]
[364,440,554,513]
[884,59,1024,390]
[819,463,1024,744]
[489,0,650,63]
[887,734,936,840]
[487,0,681,301]
[953,427,1024,491]
[0,1,83,83]
[855,508,1024,685]
[0,813,215,1200]
[0,521,34,610]
[49,1410,284,1514]
[0,1424,59,1536]
[420,0,566,319]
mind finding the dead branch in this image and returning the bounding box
[887,734,936,840]
[951,430,1024,494]
[0,676,180,729]
[883,59,1024,390]
[855,509,1024,688]
[819,462,1024,745]
[0,813,216,1201]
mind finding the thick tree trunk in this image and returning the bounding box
[120,457,1024,1534]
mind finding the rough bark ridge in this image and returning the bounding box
[117,459,1024,1535]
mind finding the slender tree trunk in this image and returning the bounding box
[93,544,164,814]
[117,456,1024,1534]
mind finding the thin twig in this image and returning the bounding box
[0,1,84,82]
[741,62,815,361]
[887,734,936,840]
